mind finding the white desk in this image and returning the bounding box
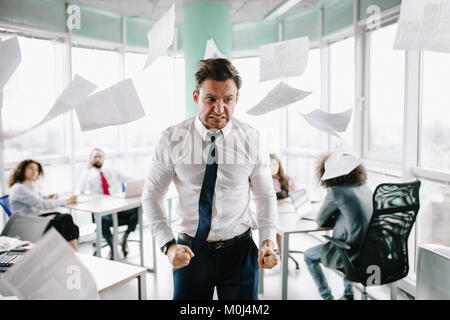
[77,253,147,300]
[260,199,330,300]
[65,195,156,273]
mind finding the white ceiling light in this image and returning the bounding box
[264,0,303,20]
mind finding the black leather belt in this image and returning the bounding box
[178,228,252,251]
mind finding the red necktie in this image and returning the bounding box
[100,171,110,195]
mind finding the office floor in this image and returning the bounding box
[77,226,413,300]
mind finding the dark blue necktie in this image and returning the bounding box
[194,132,219,245]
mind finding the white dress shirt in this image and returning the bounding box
[9,181,67,216]
[77,167,131,195]
[141,115,278,248]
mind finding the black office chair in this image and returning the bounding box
[324,180,421,299]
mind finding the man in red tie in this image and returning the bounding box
[78,148,138,260]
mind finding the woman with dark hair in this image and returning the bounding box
[270,154,296,200]
[303,150,373,300]
[8,159,80,250]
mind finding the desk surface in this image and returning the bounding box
[65,194,141,215]
[76,253,146,294]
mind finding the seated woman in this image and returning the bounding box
[8,159,80,250]
[270,153,297,255]
[304,150,373,300]
[270,153,296,200]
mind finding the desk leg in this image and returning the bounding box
[112,212,119,261]
[138,272,147,300]
[152,236,157,273]
[281,233,289,300]
[138,207,145,268]
[95,215,102,258]
[258,267,264,295]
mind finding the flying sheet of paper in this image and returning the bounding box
[258,37,309,82]
[1,229,99,300]
[75,78,145,132]
[203,38,227,59]
[298,108,353,139]
[394,0,450,53]
[0,37,22,89]
[322,145,361,180]
[1,75,97,140]
[144,4,175,69]
[246,82,311,115]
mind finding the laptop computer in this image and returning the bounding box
[289,188,319,221]
[0,249,28,273]
[111,179,145,199]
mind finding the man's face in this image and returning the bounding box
[90,150,104,168]
[193,78,239,130]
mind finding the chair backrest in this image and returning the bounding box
[353,180,421,286]
[1,214,52,242]
[0,195,13,217]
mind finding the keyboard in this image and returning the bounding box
[0,250,27,270]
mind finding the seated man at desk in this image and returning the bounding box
[304,149,372,300]
[77,148,138,259]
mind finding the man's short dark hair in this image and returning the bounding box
[195,58,242,92]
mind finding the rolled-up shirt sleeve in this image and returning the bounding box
[249,143,277,247]
[141,131,176,248]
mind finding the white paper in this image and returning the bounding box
[1,75,97,140]
[1,229,99,300]
[203,38,227,59]
[258,37,309,82]
[394,0,450,53]
[144,4,175,69]
[75,78,145,131]
[0,236,30,252]
[299,108,353,139]
[0,37,22,89]
[246,82,311,115]
[322,145,361,180]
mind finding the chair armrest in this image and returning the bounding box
[323,235,351,250]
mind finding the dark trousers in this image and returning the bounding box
[173,232,259,300]
[93,208,138,248]
[41,212,80,241]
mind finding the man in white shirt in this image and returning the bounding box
[78,148,138,259]
[142,58,278,300]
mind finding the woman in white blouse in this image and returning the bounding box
[8,159,79,250]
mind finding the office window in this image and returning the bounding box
[420,51,450,172]
[329,37,355,151]
[233,57,281,153]
[287,48,321,150]
[71,47,121,156]
[2,36,64,162]
[365,24,404,161]
[124,54,184,149]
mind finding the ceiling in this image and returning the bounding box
[78,0,320,24]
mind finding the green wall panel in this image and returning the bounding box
[126,17,153,48]
[0,0,66,32]
[232,20,278,57]
[323,0,354,35]
[283,8,320,42]
[72,4,122,43]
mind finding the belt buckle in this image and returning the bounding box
[214,242,225,250]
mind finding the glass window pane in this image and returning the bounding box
[124,54,185,149]
[367,24,404,160]
[2,36,64,162]
[420,51,450,172]
[71,47,121,156]
[232,57,281,153]
[329,37,355,151]
[287,48,321,150]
